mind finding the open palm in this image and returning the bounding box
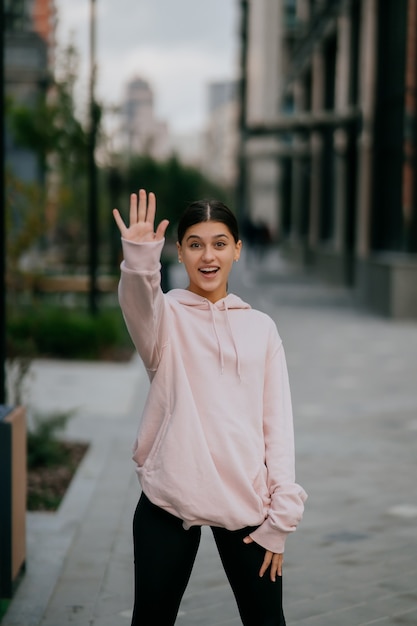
[113,189,169,243]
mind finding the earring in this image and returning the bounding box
[178,259,182,263]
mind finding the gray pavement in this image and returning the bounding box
[2,248,417,625]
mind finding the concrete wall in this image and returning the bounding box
[355,256,417,319]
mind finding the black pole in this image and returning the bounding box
[1,0,6,404]
[236,0,249,227]
[88,0,98,315]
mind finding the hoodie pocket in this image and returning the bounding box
[252,465,270,515]
[143,412,172,469]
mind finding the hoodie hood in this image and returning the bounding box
[167,289,251,378]
[167,288,251,311]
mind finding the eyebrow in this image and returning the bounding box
[186,233,230,241]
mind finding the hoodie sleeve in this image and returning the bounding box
[249,329,307,554]
[118,237,168,375]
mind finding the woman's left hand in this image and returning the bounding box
[243,536,283,581]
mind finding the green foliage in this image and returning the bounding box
[0,600,10,621]
[121,154,233,240]
[27,491,61,511]
[7,306,132,360]
[26,412,88,511]
[6,169,46,283]
[8,44,88,174]
[27,412,73,468]
[6,43,92,269]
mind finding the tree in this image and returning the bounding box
[7,44,93,267]
[5,168,46,297]
[122,154,232,241]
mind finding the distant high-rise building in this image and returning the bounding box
[5,0,56,62]
[120,77,170,161]
[203,80,239,189]
[4,0,54,181]
[31,0,57,67]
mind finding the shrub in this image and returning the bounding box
[27,411,89,511]
[7,306,132,360]
[27,412,73,468]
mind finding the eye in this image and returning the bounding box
[189,242,201,248]
[215,241,226,247]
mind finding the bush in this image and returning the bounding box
[27,411,89,511]
[27,412,72,468]
[7,306,132,360]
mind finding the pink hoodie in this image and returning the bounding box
[119,237,307,554]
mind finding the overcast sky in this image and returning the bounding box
[54,0,239,133]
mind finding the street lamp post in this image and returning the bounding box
[88,0,99,315]
[236,0,249,227]
[1,0,6,405]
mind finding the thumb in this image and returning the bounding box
[155,219,169,240]
[243,536,254,544]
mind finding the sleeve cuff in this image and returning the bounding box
[121,238,165,272]
[249,521,288,554]
[249,486,307,553]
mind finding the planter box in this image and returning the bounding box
[0,406,26,599]
[355,254,417,319]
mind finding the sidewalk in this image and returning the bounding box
[3,250,417,625]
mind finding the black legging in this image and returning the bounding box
[131,492,286,626]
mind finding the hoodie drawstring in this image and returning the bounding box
[208,301,225,374]
[224,301,242,381]
[207,299,241,381]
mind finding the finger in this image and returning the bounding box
[129,193,138,226]
[155,219,169,240]
[243,536,253,544]
[113,208,127,236]
[277,554,283,577]
[146,191,156,225]
[270,554,283,581]
[137,189,147,223]
[270,556,278,582]
[259,552,272,578]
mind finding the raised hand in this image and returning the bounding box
[113,189,169,243]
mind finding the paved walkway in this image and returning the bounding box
[3,249,417,625]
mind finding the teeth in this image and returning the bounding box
[200,268,218,273]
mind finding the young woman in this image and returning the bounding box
[113,189,307,626]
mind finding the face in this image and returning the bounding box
[177,221,242,303]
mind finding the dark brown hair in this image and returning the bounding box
[177,200,240,244]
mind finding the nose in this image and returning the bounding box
[201,245,215,262]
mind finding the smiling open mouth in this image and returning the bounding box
[199,267,219,275]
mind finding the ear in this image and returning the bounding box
[234,240,242,262]
[176,241,182,262]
